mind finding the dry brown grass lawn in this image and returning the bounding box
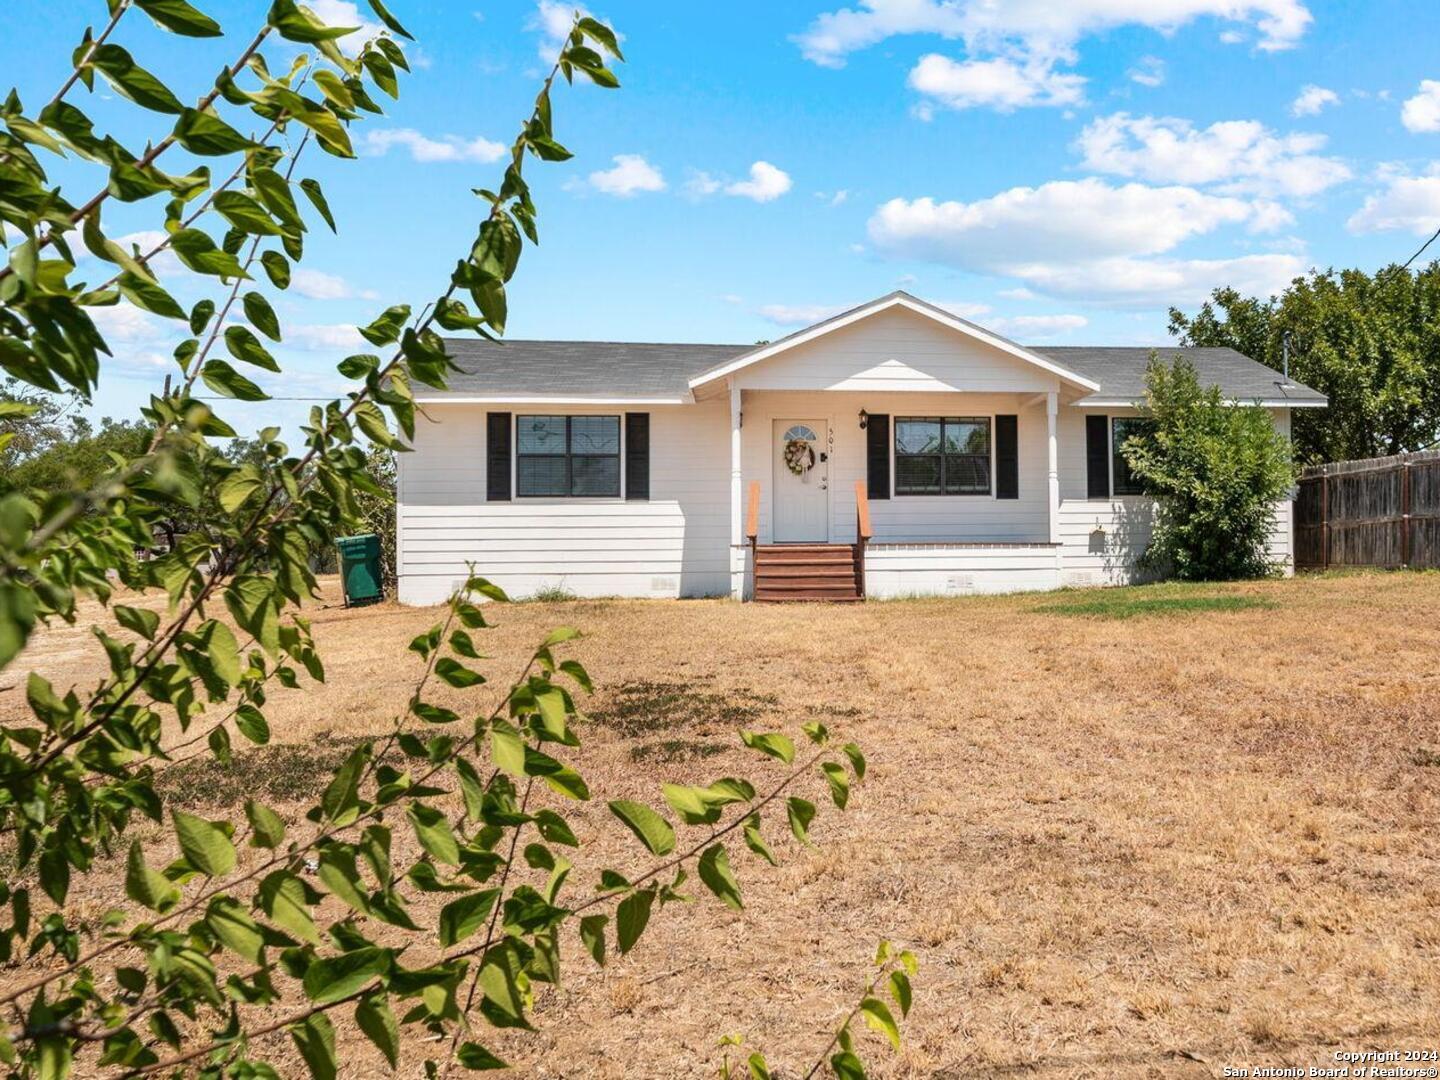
[4,571,1440,1078]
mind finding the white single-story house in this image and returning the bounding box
[395,292,1326,604]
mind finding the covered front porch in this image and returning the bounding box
[723,387,1066,600]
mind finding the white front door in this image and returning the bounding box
[772,419,830,542]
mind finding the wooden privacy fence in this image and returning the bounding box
[1295,449,1440,570]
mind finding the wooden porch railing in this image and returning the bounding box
[853,480,872,598]
[746,481,760,553]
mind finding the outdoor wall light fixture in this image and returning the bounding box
[858,409,869,430]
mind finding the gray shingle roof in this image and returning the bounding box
[431,337,1326,405]
[1033,346,1327,405]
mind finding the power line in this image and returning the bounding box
[1402,225,1440,270]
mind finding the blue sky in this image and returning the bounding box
[6,0,1440,434]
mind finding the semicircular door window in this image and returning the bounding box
[782,425,818,442]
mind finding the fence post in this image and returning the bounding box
[1401,456,1411,569]
[1320,465,1330,569]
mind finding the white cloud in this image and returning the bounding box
[90,301,166,343]
[289,268,376,301]
[725,161,793,202]
[684,170,723,198]
[758,303,849,326]
[1128,56,1166,88]
[816,189,850,206]
[998,286,1036,300]
[1011,253,1306,305]
[1346,167,1440,235]
[287,324,367,351]
[1074,113,1351,197]
[990,313,1088,338]
[793,0,1311,68]
[908,53,1085,112]
[361,128,506,164]
[584,154,666,197]
[530,0,579,61]
[1401,80,1440,134]
[867,179,1305,306]
[869,179,1264,267]
[1291,84,1339,117]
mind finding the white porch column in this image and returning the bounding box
[729,379,744,599]
[1047,391,1060,547]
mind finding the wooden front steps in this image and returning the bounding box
[753,544,863,602]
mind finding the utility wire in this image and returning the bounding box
[1402,225,1440,270]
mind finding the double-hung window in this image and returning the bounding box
[516,415,621,497]
[894,417,991,495]
[1111,417,1155,496]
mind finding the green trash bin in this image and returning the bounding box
[335,533,384,607]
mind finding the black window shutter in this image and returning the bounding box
[1085,414,1110,499]
[866,413,890,500]
[995,414,1018,499]
[486,412,511,502]
[625,412,650,501]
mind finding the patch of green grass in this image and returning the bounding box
[1038,591,1275,620]
[526,585,579,603]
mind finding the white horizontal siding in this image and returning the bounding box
[397,402,730,605]
[734,308,1058,394]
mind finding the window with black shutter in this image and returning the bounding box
[515,415,621,498]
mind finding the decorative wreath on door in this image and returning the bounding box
[784,437,816,477]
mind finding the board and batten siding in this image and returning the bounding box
[397,402,731,605]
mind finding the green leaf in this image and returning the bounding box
[489,724,525,777]
[740,729,795,764]
[125,840,179,913]
[268,0,357,41]
[91,44,185,114]
[803,720,829,745]
[206,896,264,962]
[299,178,337,231]
[201,358,268,401]
[118,271,186,320]
[259,870,320,944]
[365,0,413,38]
[321,746,367,822]
[260,249,290,288]
[290,1012,337,1080]
[173,108,256,155]
[136,0,223,36]
[697,844,742,910]
[607,800,675,856]
[579,914,606,966]
[213,190,281,235]
[821,760,850,810]
[355,994,399,1068]
[114,604,159,640]
[235,703,270,744]
[456,1043,508,1071]
[787,797,816,845]
[742,818,776,866]
[861,996,901,1051]
[615,887,654,954]
[478,941,532,1029]
[408,803,460,865]
[360,304,410,346]
[830,1051,866,1080]
[173,809,236,876]
[438,888,499,946]
[169,228,250,279]
[218,462,264,512]
[578,15,624,59]
[244,799,286,848]
[888,970,912,1018]
[435,657,483,688]
[189,298,216,335]
[842,742,866,781]
[302,947,389,1004]
[224,325,280,371]
[337,353,380,379]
